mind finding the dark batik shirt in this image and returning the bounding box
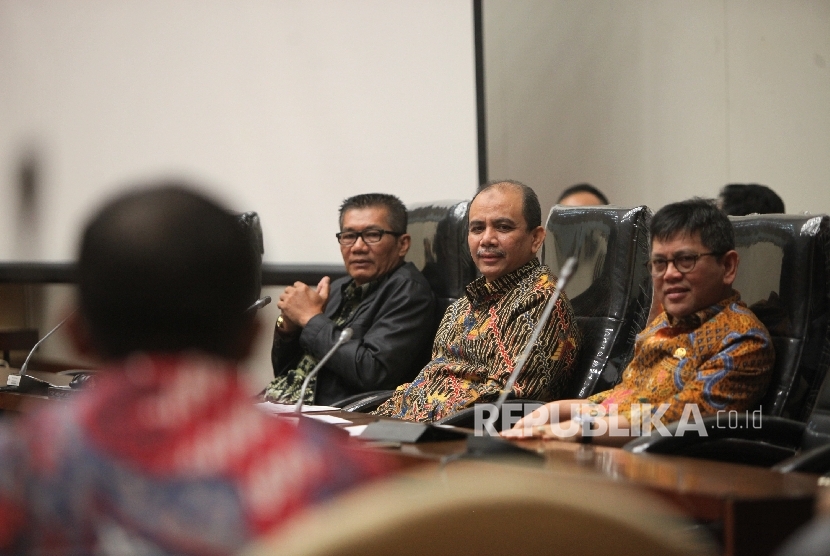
[375,259,581,422]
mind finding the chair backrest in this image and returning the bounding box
[238,211,264,282]
[730,214,830,422]
[405,201,477,319]
[242,461,716,556]
[542,205,653,398]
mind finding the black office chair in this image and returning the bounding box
[625,213,830,467]
[338,200,476,412]
[237,211,265,263]
[434,205,654,430]
[542,204,653,398]
[404,200,477,322]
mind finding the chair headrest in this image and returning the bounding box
[405,200,476,300]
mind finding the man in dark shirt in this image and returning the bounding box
[265,193,437,406]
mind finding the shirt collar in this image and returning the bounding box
[341,263,400,301]
[465,258,540,304]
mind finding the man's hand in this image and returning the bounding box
[500,419,582,442]
[278,277,331,328]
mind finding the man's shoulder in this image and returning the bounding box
[721,298,772,334]
[690,297,773,352]
[383,262,435,293]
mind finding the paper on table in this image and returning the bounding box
[345,424,368,437]
[304,414,351,425]
[254,402,339,415]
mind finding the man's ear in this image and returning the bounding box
[397,233,412,258]
[530,226,546,254]
[721,249,739,286]
[66,310,99,360]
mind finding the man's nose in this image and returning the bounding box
[663,260,683,280]
[350,235,369,251]
[480,226,497,245]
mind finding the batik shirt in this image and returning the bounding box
[375,259,581,422]
[588,292,774,422]
[0,353,392,555]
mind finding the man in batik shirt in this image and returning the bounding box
[374,180,581,422]
[505,198,775,445]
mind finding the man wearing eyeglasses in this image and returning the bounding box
[264,193,437,406]
[505,197,774,444]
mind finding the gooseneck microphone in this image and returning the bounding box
[483,256,578,434]
[7,311,76,389]
[244,296,272,315]
[294,328,354,413]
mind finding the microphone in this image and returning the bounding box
[244,296,272,315]
[294,327,353,413]
[483,256,578,434]
[6,311,76,390]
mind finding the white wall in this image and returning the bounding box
[0,0,479,389]
[484,0,830,216]
[0,0,480,264]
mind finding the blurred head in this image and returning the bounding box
[73,184,261,361]
[648,198,738,319]
[557,183,609,207]
[468,180,545,282]
[718,183,785,216]
[337,193,410,285]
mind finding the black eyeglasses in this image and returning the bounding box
[647,252,722,276]
[335,229,402,246]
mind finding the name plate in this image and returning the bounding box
[360,420,468,443]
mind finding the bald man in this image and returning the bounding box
[375,180,581,422]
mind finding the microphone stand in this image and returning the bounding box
[9,297,272,391]
[244,296,271,315]
[482,256,578,435]
[294,328,353,413]
[6,311,76,390]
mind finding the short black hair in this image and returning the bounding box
[557,183,609,205]
[338,193,408,233]
[650,197,735,254]
[473,180,542,229]
[78,184,261,359]
[719,183,785,216]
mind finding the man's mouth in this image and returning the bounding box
[477,249,505,261]
[663,287,689,301]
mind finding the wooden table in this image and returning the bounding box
[308,409,820,556]
[0,393,821,556]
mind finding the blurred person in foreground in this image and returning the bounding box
[557,183,609,206]
[504,198,774,445]
[0,184,392,555]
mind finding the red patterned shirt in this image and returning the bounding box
[0,353,392,555]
